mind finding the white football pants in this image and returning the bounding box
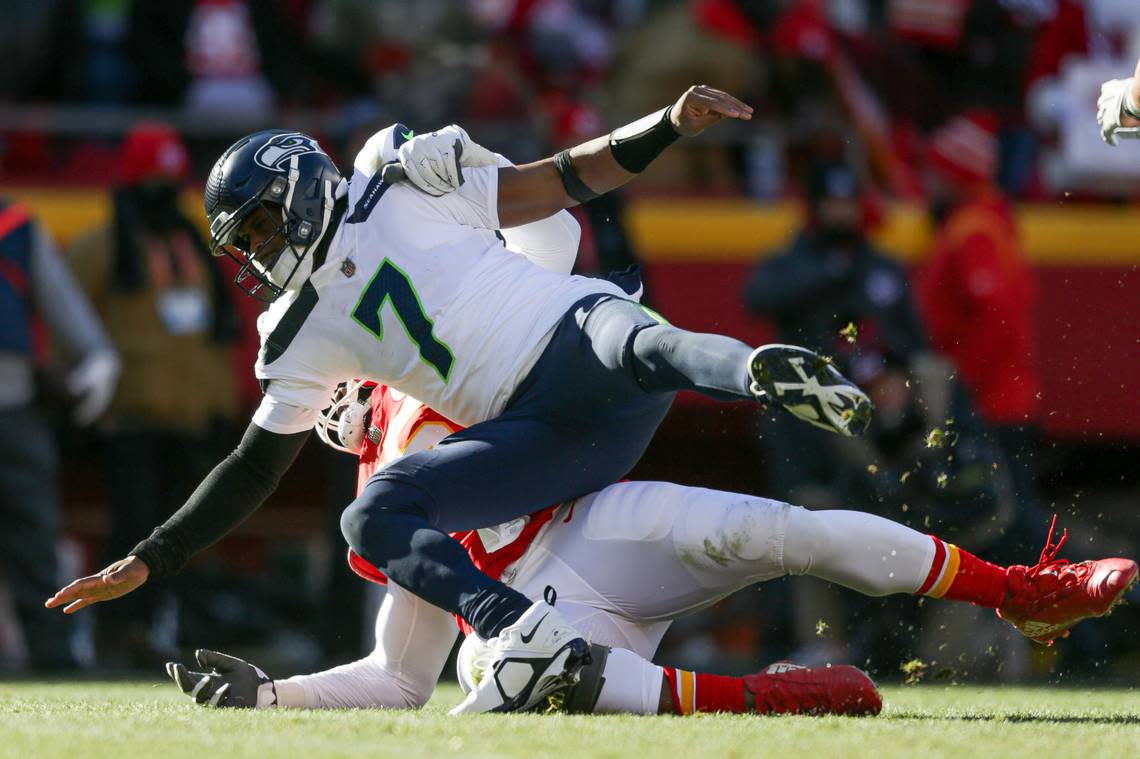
[511,481,936,660]
[278,481,936,709]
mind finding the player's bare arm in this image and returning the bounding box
[496,85,752,228]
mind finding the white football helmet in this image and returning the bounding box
[455,631,490,697]
[315,380,373,454]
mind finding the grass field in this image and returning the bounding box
[2,681,1139,759]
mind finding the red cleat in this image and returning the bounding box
[997,516,1139,644]
[742,662,882,716]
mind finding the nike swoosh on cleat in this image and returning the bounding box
[520,613,549,644]
[401,130,415,141]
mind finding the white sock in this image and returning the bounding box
[782,506,935,596]
[593,647,664,714]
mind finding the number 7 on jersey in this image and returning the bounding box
[352,259,455,382]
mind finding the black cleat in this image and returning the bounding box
[749,344,873,436]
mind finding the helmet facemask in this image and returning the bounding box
[209,153,334,303]
[315,380,374,454]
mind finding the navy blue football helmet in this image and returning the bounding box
[205,130,343,301]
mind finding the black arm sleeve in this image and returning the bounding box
[129,422,310,579]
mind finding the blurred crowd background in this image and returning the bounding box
[1,0,1138,687]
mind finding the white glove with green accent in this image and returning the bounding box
[397,125,499,196]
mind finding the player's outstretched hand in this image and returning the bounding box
[669,85,753,137]
[167,649,274,708]
[44,555,148,613]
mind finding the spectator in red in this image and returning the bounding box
[916,109,1045,560]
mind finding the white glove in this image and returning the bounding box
[1097,77,1137,146]
[397,125,499,196]
[67,350,121,426]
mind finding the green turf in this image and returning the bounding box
[1,681,1138,759]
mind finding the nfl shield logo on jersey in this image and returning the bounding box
[253,132,327,172]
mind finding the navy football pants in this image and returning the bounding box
[340,295,756,639]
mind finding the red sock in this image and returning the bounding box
[662,667,747,715]
[914,536,1009,608]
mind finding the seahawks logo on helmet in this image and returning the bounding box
[253,133,327,172]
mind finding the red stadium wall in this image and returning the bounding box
[625,200,1140,441]
[647,260,1140,439]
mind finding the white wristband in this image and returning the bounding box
[272,679,308,708]
[256,681,279,709]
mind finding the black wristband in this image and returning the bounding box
[608,105,681,173]
[554,149,601,204]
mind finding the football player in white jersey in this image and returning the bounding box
[165,382,883,716]
[50,85,885,713]
[163,382,1135,715]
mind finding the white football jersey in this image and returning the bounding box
[252,125,623,434]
